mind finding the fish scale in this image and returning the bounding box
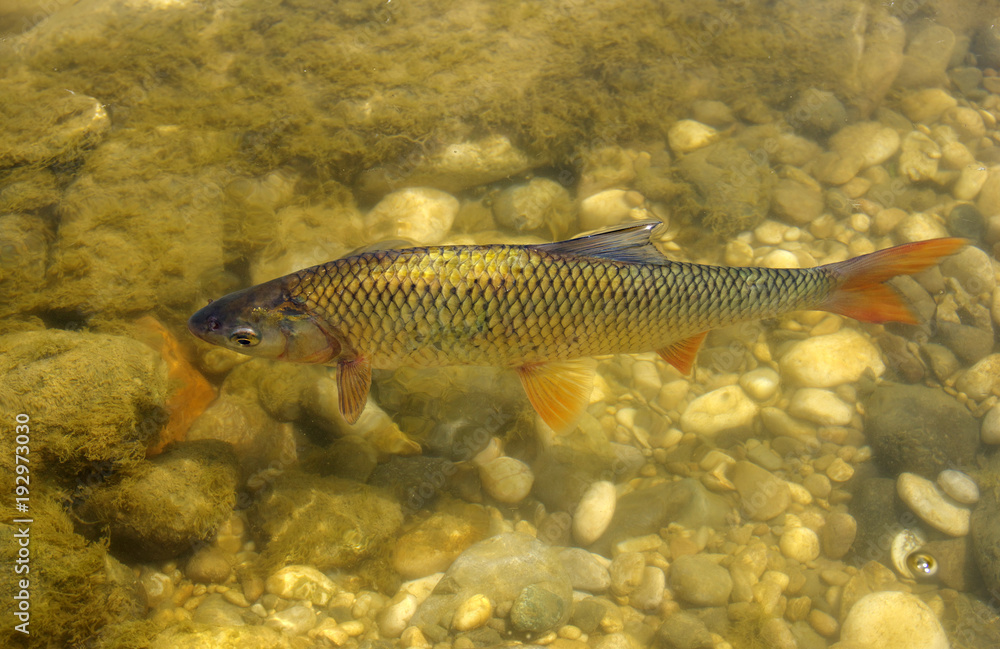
[189,220,965,430]
[286,244,836,370]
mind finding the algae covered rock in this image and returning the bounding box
[249,471,403,573]
[80,440,239,560]
[0,329,167,480]
[0,490,145,649]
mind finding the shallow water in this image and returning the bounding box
[2,1,1000,648]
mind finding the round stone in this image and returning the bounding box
[983,403,1000,445]
[186,547,233,584]
[780,526,820,563]
[265,565,338,607]
[680,385,758,437]
[573,481,617,546]
[510,584,566,633]
[479,456,534,504]
[779,329,885,388]
[840,591,949,649]
[739,367,780,401]
[821,512,857,560]
[897,472,971,536]
[937,470,979,505]
[668,119,718,153]
[730,461,791,521]
[667,555,733,607]
[452,593,493,631]
[788,388,854,426]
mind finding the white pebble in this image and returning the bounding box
[479,457,534,504]
[760,249,800,269]
[788,388,854,426]
[780,527,820,563]
[739,367,780,401]
[897,472,970,537]
[680,385,758,437]
[668,119,719,153]
[573,481,617,545]
[451,593,493,631]
[937,469,979,505]
[840,591,949,649]
[779,329,885,388]
[579,189,639,231]
[366,187,458,244]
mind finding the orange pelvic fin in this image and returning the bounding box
[820,237,966,324]
[517,358,597,433]
[656,331,708,375]
[337,356,372,424]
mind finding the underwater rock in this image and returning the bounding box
[863,383,979,478]
[410,533,572,634]
[80,440,239,560]
[0,490,146,649]
[895,23,955,89]
[955,353,1000,401]
[265,565,338,607]
[656,611,714,649]
[821,511,857,560]
[250,471,402,573]
[739,367,780,401]
[588,479,730,556]
[265,604,317,635]
[789,88,846,135]
[787,388,854,426]
[358,135,534,196]
[392,501,490,580]
[492,177,572,238]
[558,547,611,593]
[679,385,758,438]
[185,547,233,584]
[972,477,1000,596]
[779,525,820,563]
[896,472,970,537]
[667,554,732,607]
[898,131,941,183]
[578,189,645,231]
[0,212,49,307]
[839,591,948,649]
[982,403,1000,444]
[940,245,996,296]
[829,121,900,168]
[191,593,249,627]
[900,88,958,125]
[573,480,617,546]
[531,445,620,514]
[730,461,791,522]
[770,177,824,225]
[778,328,884,388]
[921,537,980,592]
[0,329,167,480]
[0,80,109,168]
[667,119,719,154]
[149,625,297,649]
[369,455,461,513]
[478,456,534,504]
[954,165,989,201]
[937,469,979,505]
[451,593,493,632]
[365,187,459,245]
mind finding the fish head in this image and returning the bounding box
[187,276,341,364]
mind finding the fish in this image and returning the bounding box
[187,221,965,432]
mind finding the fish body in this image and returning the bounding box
[189,221,965,430]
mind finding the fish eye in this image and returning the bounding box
[229,327,260,347]
[906,552,938,577]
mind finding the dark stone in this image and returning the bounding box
[921,537,982,592]
[948,203,986,242]
[971,461,1000,597]
[531,446,617,513]
[936,320,995,365]
[588,479,731,557]
[972,25,1000,69]
[864,384,980,478]
[656,611,714,649]
[571,597,615,634]
[368,455,456,510]
[510,583,566,633]
[848,477,910,567]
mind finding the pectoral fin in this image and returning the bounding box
[337,356,372,424]
[656,332,707,374]
[516,358,597,433]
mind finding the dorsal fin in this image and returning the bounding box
[533,220,669,264]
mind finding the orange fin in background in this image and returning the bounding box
[338,356,372,424]
[517,358,597,433]
[820,237,967,324]
[656,331,708,374]
[136,315,218,456]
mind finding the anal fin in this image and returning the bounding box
[656,332,707,374]
[337,356,372,424]
[516,358,597,433]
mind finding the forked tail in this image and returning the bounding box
[819,238,967,324]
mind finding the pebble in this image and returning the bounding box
[378,594,419,638]
[780,527,820,563]
[510,583,567,633]
[900,88,957,124]
[668,119,719,153]
[897,472,971,536]
[803,473,832,499]
[573,481,617,546]
[898,131,940,182]
[894,212,950,242]
[730,461,791,521]
[578,189,643,231]
[679,385,758,437]
[738,368,780,404]
[365,187,458,244]
[654,611,714,649]
[821,512,857,560]
[778,329,884,388]
[265,565,338,607]
[955,353,1000,400]
[186,547,232,584]
[840,591,949,649]
[630,567,665,611]
[807,609,838,637]
[558,548,611,593]
[760,249,800,269]
[393,504,490,579]
[771,179,824,225]
[787,388,854,426]
[954,164,989,200]
[667,555,733,607]
[825,457,855,483]
[451,594,493,631]
[812,151,864,185]
[937,470,979,505]
[983,403,1000,444]
[829,121,900,167]
[478,456,534,504]
[940,246,996,295]
[609,551,646,597]
[265,605,316,635]
[492,177,571,235]
[191,593,247,627]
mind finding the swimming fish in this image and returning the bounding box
[187,221,964,431]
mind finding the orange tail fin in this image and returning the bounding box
[820,238,967,324]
